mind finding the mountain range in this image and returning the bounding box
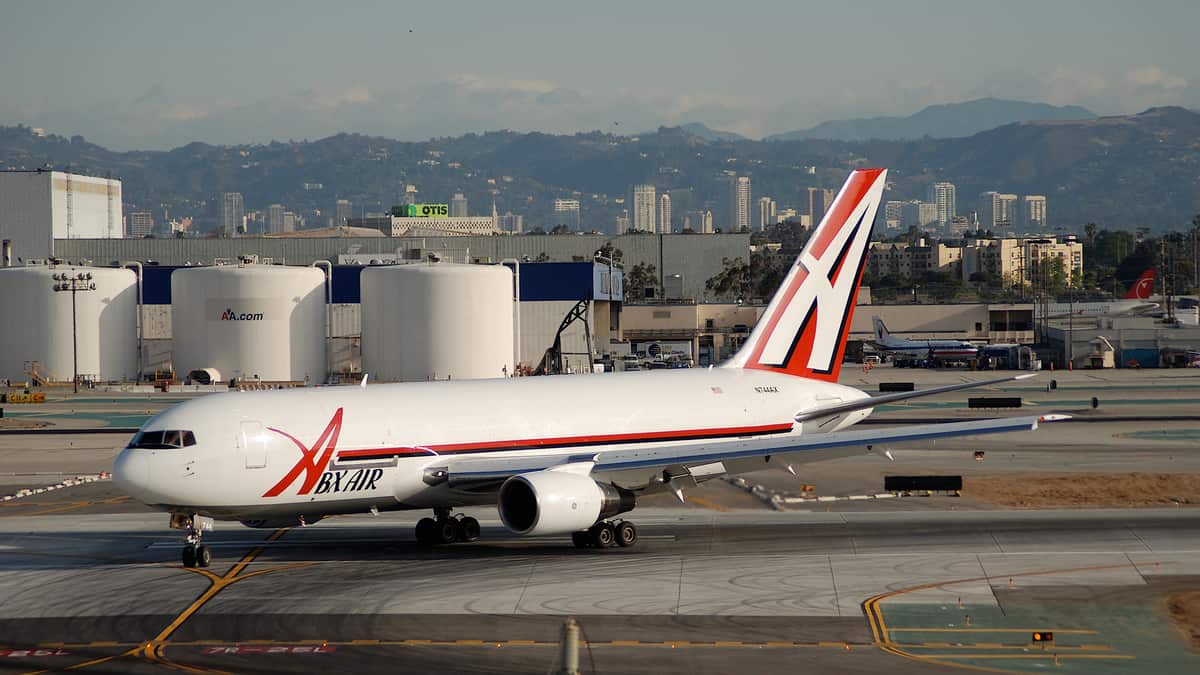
[658,99,1098,143]
[1,106,1198,233]
[764,98,1096,141]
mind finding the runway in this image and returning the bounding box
[2,493,1199,674]
[2,369,1199,672]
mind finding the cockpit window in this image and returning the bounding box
[128,430,197,449]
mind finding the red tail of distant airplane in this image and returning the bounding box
[1123,269,1155,300]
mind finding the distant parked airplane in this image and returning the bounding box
[870,316,979,361]
[1036,269,1158,319]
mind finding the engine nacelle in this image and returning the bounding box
[498,470,635,535]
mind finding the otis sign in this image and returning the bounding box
[404,203,449,218]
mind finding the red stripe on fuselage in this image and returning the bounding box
[334,421,795,460]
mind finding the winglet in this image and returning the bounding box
[360,373,369,388]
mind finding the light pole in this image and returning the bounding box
[1067,285,1073,368]
[52,271,96,393]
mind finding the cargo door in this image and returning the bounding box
[238,420,268,469]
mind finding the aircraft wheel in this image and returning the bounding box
[591,522,616,548]
[196,545,212,567]
[415,517,438,545]
[182,544,197,568]
[436,519,459,545]
[571,531,591,549]
[615,521,638,548]
[458,516,481,542]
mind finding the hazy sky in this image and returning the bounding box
[2,0,1197,150]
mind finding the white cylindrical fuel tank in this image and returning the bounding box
[0,265,137,383]
[171,264,326,382]
[361,263,514,381]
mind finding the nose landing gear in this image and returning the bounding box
[182,541,211,568]
[415,507,481,546]
[171,513,214,568]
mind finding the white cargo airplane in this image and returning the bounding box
[114,169,1065,567]
[870,316,979,361]
[1036,269,1158,319]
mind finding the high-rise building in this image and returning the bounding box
[928,181,957,225]
[807,187,834,223]
[450,192,468,217]
[497,212,523,233]
[900,201,939,228]
[553,199,581,230]
[729,176,751,231]
[402,184,419,205]
[658,193,672,233]
[222,192,244,236]
[127,211,154,238]
[615,210,631,233]
[267,204,285,234]
[978,192,1018,231]
[757,197,776,231]
[631,184,657,233]
[335,199,352,226]
[1022,195,1047,230]
[884,200,905,229]
[700,210,714,234]
[282,211,296,233]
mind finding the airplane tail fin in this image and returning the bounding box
[1124,269,1155,299]
[871,315,890,342]
[725,168,886,381]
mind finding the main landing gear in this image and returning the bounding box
[572,520,637,549]
[415,507,481,546]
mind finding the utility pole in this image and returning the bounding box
[1067,287,1073,368]
[52,271,96,393]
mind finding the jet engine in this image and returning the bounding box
[498,470,635,535]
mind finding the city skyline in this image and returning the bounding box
[1,2,1197,150]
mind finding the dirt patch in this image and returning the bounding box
[1168,591,1200,651]
[0,418,50,430]
[965,473,1200,508]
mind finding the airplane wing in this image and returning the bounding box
[795,373,1034,422]
[436,413,1069,491]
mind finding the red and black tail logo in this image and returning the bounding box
[1124,269,1155,300]
[729,169,886,381]
[263,408,343,497]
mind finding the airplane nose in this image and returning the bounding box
[112,449,150,500]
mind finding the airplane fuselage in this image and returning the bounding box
[1036,300,1158,319]
[875,339,978,360]
[114,368,871,523]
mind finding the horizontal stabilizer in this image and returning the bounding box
[794,373,1036,422]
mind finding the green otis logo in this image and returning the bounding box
[221,308,265,321]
